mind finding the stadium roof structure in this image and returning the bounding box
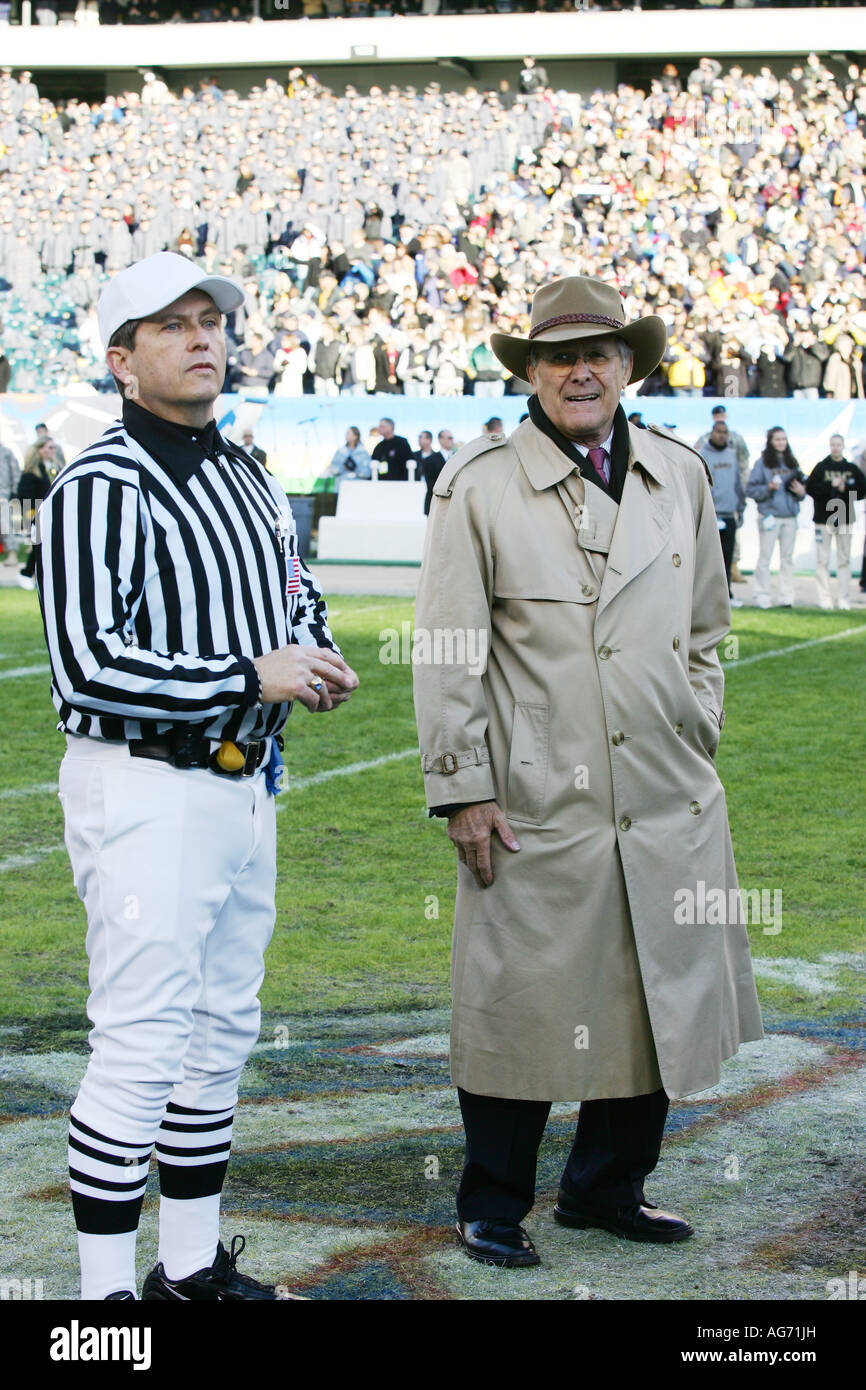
[2,8,865,72]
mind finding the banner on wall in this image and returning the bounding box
[2,392,865,569]
[4,391,866,490]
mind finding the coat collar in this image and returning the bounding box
[511,406,668,493]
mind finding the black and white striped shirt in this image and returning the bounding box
[35,398,337,744]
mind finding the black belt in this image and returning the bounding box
[129,728,268,779]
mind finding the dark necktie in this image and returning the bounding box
[586,446,610,486]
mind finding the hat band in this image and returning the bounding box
[528,312,624,339]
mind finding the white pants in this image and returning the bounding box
[59,737,276,1130]
[753,517,797,607]
[814,525,852,607]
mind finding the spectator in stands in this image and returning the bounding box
[483,417,504,437]
[413,429,445,514]
[823,331,865,400]
[4,52,866,402]
[665,330,707,397]
[273,332,308,396]
[0,346,10,394]
[234,331,275,393]
[746,427,807,610]
[326,425,372,493]
[313,323,342,396]
[397,332,433,397]
[371,416,413,481]
[339,326,376,396]
[468,337,507,397]
[784,327,830,400]
[805,434,866,611]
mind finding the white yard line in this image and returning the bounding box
[722,623,866,669]
[0,843,66,872]
[0,782,58,802]
[0,663,50,681]
[276,748,418,811]
[3,621,865,867]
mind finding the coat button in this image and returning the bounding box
[619,816,632,831]
[598,645,611,660]
[582,583,594,597]
[674,721,684,735]
[611,730,625,745]
[689,801,702,815]
[672,636,680,651]
[672,553,682,567]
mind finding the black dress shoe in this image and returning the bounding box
[553,1191,693,1243]
[456,1219,540,1267]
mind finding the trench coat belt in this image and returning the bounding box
[422,745,491,775]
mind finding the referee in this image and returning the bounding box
[35,252,358,1301]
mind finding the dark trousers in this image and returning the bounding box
[719,514,737,594]
[457,1086,670,1224]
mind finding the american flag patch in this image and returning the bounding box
[286,554,301,596]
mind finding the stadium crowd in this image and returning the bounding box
[16,3,860,24]
[1,52,866,397]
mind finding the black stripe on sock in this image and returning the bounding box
[164,1103,234,1118]
[157,1159,229,1200]
[69,1165,148,1196]
[72,1190,145,1236]
[158,1118,233,1135]
[68,1134,153,1168]
[154,1140,231,1160]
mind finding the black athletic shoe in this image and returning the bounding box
[105,1290,136,1300]
[142,1235,283,1301]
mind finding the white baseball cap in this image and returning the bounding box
[97,251,246,350]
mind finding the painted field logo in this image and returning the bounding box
[50,1322,152,1371]
[379,622,488,677]
[673,882,782,936]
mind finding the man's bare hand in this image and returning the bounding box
[447,801,520,889]
[253,646,359,712]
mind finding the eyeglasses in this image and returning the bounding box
[532,345,619,370]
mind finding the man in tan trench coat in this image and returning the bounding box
[412,276,763,1268]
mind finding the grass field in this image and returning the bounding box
[1,588,864,1300]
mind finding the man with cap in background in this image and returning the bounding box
[695,405,750,583]
[35,251,359,1300]
[413,275,763,1268]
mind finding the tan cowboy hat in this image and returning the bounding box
[490,275,667,384]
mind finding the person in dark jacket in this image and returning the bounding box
[784,329,831,399]
[371,417,413,481]
[412,429,445,515]
[805,433,866,609]
[755,347,788,397]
